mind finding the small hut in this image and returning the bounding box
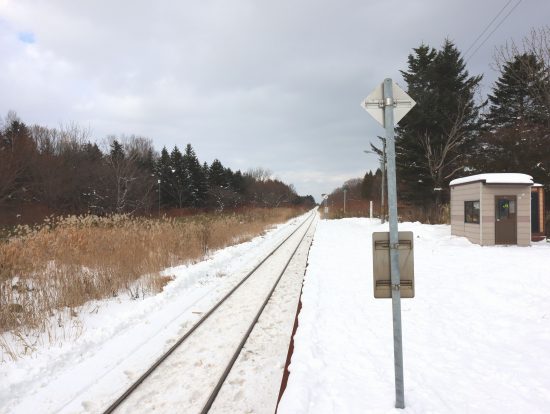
[449,173,543,246]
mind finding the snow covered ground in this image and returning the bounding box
[278,218,550,414]
[3,215,549,414]
[0,213,311,414]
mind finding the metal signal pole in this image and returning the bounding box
[383,78,405,409]
[381,137,386,224]
[362,78,415,409]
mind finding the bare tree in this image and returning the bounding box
[241,177,295,208]
[104,136,156,214]
[419,98,471,208]
[245,167,273,182]
[27,123,97,211]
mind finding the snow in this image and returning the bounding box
[450,173,533,186]
[109,214,316,414]
[0,213,311,414]
[210,217,317,413]
[3,215,550,413]
[278,218,550,414]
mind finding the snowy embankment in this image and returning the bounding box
[0,213,310,414]
[278,218,550,414]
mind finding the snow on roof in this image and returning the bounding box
[450,173,533,186]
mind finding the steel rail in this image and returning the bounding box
[199,212,316,413]
[102,210,316,414]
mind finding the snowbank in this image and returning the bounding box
[279,218,550,413]
[450,173,533,186]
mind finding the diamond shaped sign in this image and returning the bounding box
[361,81,416,127]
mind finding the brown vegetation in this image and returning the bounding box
[323,179,450,224]
[0,207,304,357]
[322,199,449,224]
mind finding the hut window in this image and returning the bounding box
[465,201,480,224]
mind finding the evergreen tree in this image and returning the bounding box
[224,167,244,206]
[202,162,210,185]
[183,143,207,207]
[207,159,236,210]
[361,171,374,199]
[78,142,103,212]
[170,146,190,208]
[155,147,173,207]
[485,53,548,128]
[208,159,227,188]
[231,170,246,194]
[0,114,36,205]
[361,170,382,200]
[476,53,550,188]
[110,140,125,163]
[396,40,483,206]
[83,142,103,162]
[224,167,235,189]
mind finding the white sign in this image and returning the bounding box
[361,81,416,127]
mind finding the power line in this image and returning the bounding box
[465,0,523,63]
[463,0,514,58]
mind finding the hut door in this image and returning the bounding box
[495,196,517,244]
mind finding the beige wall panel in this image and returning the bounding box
[518,234,530,246]
[464,224,481,244]
[453,227,465,237]
[481,184,531,246]
[451,183,482,243]
[482,217,495,245]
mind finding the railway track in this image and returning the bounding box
[102,210,317,414]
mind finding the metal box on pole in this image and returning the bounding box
[372,231,415,299]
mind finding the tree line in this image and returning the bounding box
[0,116,314,223]
[348,26,549,222]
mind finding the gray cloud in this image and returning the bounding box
[1,0,548,201]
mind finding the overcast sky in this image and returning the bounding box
[1,0,548,201]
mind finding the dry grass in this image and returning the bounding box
[0,207,303,358]
[398,204,450,224]
[322,199,379,220]
[323,198,450,224]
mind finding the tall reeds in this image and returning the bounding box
[0,207,302,358]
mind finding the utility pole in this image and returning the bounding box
[321,193,328,218]
[158,179,161,217]
[364,138,386,224]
